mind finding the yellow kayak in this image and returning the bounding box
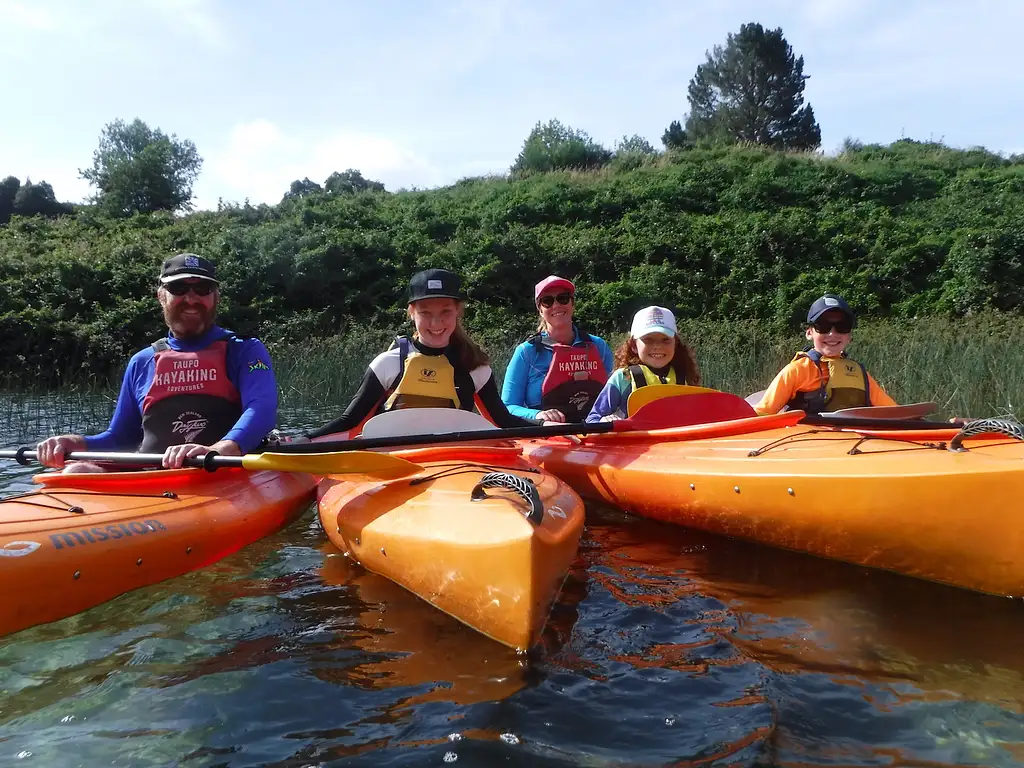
[318,443,585,651]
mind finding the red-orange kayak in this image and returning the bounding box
[521,414,1024,597]
[318,443,584,651]
[0,467,316,636]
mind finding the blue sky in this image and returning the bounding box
[2,0,1021,210]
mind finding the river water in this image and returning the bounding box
[2,393,1024,766]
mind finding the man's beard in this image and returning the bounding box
[164,303,216,339]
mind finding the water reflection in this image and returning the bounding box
[587,505,1024,709]
[314,544,533,707]
[4,387,1024,765]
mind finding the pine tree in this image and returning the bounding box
[685,23,821,151]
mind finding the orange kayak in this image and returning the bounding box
[317,443,585,651]
[521,415,1024,597]
[0,467,316,636]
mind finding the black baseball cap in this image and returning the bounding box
[807,294,855,326]
[160,253,219,284]
[408,268,465,303]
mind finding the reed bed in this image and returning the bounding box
[2,316,1019,443]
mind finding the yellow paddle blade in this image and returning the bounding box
[240,451,424,478]
[626,384,723,417]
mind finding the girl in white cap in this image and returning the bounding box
[584,306,701,423]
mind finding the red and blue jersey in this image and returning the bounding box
[84,325,277,454]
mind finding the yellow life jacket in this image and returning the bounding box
[384,337,460,410]
[787,350,870,413]
[627,364,678,393]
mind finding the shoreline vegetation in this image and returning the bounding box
[2,315,1019,442]
[1,140,1022,425]
[267,314,1021,421]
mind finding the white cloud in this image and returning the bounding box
[0,0,57,30]
[198,119,441,208]
[799,0,871,28]
[139,0,225,49]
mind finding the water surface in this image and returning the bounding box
[2,392,1023,766]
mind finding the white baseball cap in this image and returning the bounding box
[630,306,677,338]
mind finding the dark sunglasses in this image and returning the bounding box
[538,292,573,308]
[811,318,853,334]
[165,281,217,297]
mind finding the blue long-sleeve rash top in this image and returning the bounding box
[500,327,615,419]
[84,326,277,454]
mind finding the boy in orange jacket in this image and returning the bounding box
[754,295,897,415]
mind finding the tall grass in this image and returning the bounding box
[0,389,116,447]
[275,315,1023,421]
[2,316,1018,445]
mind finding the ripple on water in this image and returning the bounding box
[3,415,1024,765]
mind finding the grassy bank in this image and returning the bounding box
[270,315,1022,421]
[2,315,1017,445]
[2,140,1023,384]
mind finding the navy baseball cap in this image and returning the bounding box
[807,294,856,326]
[160,253,218,284]
[408,268,465,303]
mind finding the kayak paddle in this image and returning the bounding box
[625,384,725,417]
[800,414,956,430]
[0,448,423,478]
[272,404,796,454]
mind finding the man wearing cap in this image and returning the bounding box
[501,275,613,423]
[36,253,278,472]
[753,293,897,415]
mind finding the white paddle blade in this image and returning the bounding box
[360,408,496,439]
[829,402,939,420]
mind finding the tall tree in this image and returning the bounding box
[283,177,323,201]
[614,135,657,156]
[324,169,385,195]
[511,119,612,176]
[0,176,71,224]
[80,118,202,216]
[13,180,71,218]
[0,176,20,224]
[684,23,821,151]
[661,120,691,151]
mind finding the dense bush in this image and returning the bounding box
[1,140,1022,384]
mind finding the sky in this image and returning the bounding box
[2,0,1021,210]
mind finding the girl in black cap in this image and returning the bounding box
[305,269,543,438]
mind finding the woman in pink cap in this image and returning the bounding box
[500,275,614,423]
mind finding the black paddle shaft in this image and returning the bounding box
[271,414,962,454]
[0,448,242,471]
[800,415,955,431]
[271,421,618,454]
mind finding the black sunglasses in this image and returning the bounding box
[165,281,217,297]
[811,318,853,334]
[538,292,573,308]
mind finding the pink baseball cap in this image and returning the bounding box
[534,275,575,301]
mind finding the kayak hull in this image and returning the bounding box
[0,467,316,636]
[521,420,1024,597]
[318,444,585,651]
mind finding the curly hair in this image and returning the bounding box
[613,335,701,386]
